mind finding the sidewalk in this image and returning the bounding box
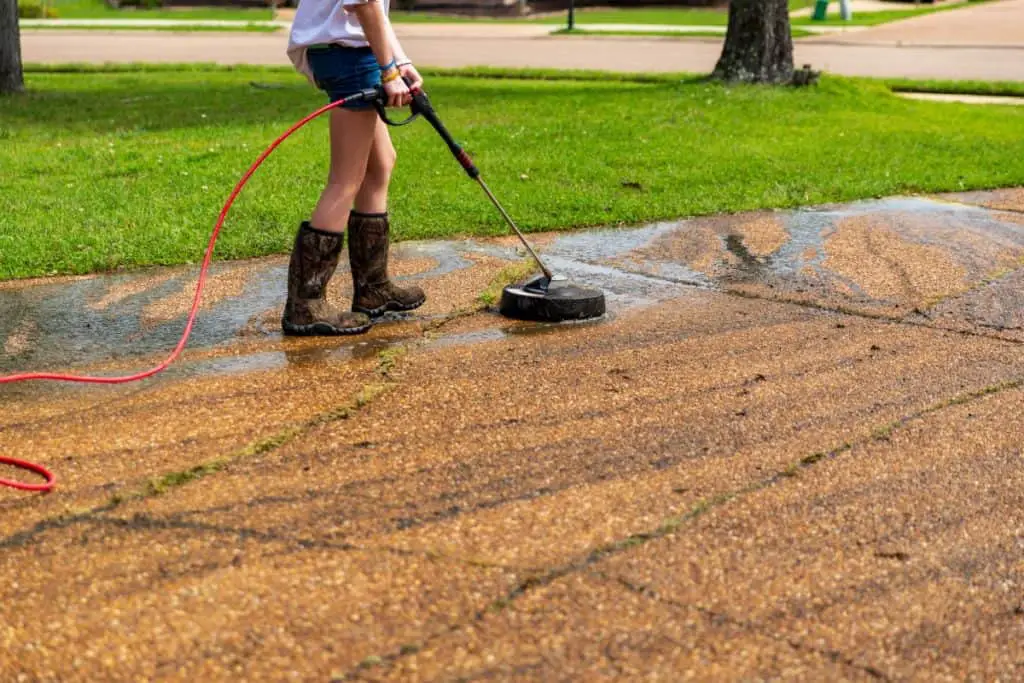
[791,0,964,16]
[805,0,1024,45]
[3,190,1024,680]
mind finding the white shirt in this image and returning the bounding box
[287,0,392,81]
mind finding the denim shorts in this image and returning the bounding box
[307,44,381,110]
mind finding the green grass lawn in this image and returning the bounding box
[38,0,273,21]
[2,67,1023,280]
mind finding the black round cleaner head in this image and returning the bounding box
[499,274,606,323]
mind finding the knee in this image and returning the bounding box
[324,160,368,194]
[366,144,397,184]
[322,177,365,202]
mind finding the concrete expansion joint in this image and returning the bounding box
[977,321,1024,333]
[0,501,115,550]
[598,571,892,681]
[1,503,536,591]
[725,285,1024,348]
[102,512,530,571]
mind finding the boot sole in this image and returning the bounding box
[354,297,426,319]
[281,320,373,336]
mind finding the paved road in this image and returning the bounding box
[17,17,859,34]
[3,189,1024,680]
[19,0,1024,81]
[20,29,1024,81]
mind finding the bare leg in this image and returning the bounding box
[353,118,396,214]
[347,119,425,316]
[281,106,378,336]
[309,107,378,232]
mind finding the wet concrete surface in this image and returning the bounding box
[4,195,1023,379]
[2,191,1023,680]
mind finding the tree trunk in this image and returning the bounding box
[1,0,24,95]
[712,0,794,85]
[0,0,23,95]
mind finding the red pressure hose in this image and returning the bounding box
[0,95,355,493]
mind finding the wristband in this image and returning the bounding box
[396,60,412,68]
[378,58,396,72]
[381,68,402,84]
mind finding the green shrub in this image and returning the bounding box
[18,1,59,18]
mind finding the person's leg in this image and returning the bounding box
[353,117,396,215]
[310,108,379,231]
[347,120,426,317]
[282,108,378,336]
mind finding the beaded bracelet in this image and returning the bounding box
[381,67,402,84]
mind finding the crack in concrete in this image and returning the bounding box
[0,370,398,548]
[452,661,548,682]
[0,383,152,434]
[0,501,118,550]
[603,573,891,681]
[725,286,1024,347]
[2,509,536,588]
[600,255,1024,347]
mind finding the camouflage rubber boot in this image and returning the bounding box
[281,222,372,336]
[348,211,426,317]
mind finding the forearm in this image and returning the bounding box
[351,2,395,67]
[387,23,409,65]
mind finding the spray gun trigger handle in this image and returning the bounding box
[365,80,423,127]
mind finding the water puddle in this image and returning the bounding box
[429,313,613,351]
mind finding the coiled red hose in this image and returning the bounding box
[1,96,353,493]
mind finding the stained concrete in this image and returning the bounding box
[2,191,1023,681]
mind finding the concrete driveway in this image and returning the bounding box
[3,189,1024,680]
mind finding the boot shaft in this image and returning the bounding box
[347,211,426,317]
[347,211,390,288]
[282,222,371,335]
[288,221,344,300]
